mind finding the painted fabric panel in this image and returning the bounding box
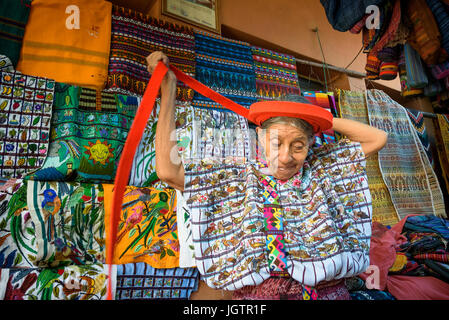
[16,0,111,90]
[1,263,113,300]
[129,99,194,189]
[106,5,195,100]
[0,0,31,67]
[0,179,38,268]
[365,89,446,218]
[115,262,198,300]
[192,30,258,110]
[337,89,399,227]
[0,65,54,179]
[251,46,300,100]
[27,83,138,183]
[183,139,372,290]
[26,181,105,268]
[103,184,179,268]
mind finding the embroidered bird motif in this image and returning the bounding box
[40,189,61,242]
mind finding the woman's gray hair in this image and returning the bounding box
[260,95,315,144]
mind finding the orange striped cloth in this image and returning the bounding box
[16,0,111,90]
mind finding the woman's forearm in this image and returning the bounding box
[332,118,388,157]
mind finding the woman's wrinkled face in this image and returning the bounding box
[257,123,310,181]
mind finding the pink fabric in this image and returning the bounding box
[387,276,449,300]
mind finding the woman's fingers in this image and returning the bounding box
[146,51,169,74]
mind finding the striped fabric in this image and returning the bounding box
[105,5,195,100]
[379,61,398,80]
[431,60,449,80]
[337,89,399,226]
[399,47,423,97]
[425,0,449,59]
[404,43,428,88]
[0,0,31,67]
[366,89,446,219]
[192,30,258,110]
[405,108,433,165]
[183,139,372,290]
[115,263,199,300]
[413,253,449,263]
[16,0,112,90]
[251,46,300,101]
[435,115,449,194]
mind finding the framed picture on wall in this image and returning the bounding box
[162,0,220,33]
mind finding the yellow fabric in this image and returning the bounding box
[389,253,408,272]
[103,184,179,268]
[16,0,111,90]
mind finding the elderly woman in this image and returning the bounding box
[147,51,388,300]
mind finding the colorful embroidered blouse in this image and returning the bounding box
[183,139,372,290]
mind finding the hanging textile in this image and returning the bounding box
[337,89,399,226]
[16,0,112,90]
[0,0,31,67]
[403,44,428,88]
[431,61,449,80]
[115,263,199,300]
[425,0,449,58]
[369,0,402,55]
[129,100,194,189]
[365,89,446,219]
[1,263,113,300]
[435,114,449,193]
[405,108,433,165]
[251,46,300,101]
[105,5,195,100]
[103,184,179,268]
[0,179,38,268]
[192,30,258,110]
[26,181,105,268]
[398,47,424,97]
[0,60,55,179]
[27,83,139,183]
[406,0,447,66]
[365,53,381,80]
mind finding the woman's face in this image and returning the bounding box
[257,123,310,181]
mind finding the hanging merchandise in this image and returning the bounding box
[338,89,399,227]
[366,90,446,219]
[0,0,31,67]
[405,108,434,165]
[431,60,449,80]
[435,114,449,192]
[378,45,401,63]
[115,263,199,300]
[105,5,195,100]
[379,61,398,80]
[27,83,139,182]
[0,179,38,268]
[365,53,381,80]
[0,57,55,179]
[251,46,301,101]
[16,0,112,91]
[423,77,444,97]
[404,43,429,88]
[1,263,113,300]
[192,30,258,110]
[425,0,449,58]
[398,47,424,97]
[103,184,179,268]
[369,0,402,56]
[406,0,447,66]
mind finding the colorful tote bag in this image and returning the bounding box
[192,30,258,110]
[251,46,300,100]
[27,83,139,182]
[26,180,106,268]
[103,184,179,268]
[106,5,195,100]
[404,43,428,89]
[16,0,112,90]
[0,61,55,179]
[0,179,38,268]
[115,263,199,300]
[1,263,113,300]
[0,0,32,67]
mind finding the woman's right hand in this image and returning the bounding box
[146,51,177,95]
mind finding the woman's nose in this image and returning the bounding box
[278,145,292,164]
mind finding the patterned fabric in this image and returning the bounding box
[399,48,423,97]
[1,263,112,300]
[26,181,105,268]
[175,190,196,268]
[435,115,449,192]
[337,89,399,226]
[366,90,446,219]
[16,0,112,90]
[103,184,179,268]
[27,83,138,183]
[105,5,195,100]
[414,253,449,263]
[404,44,428,88]
[232,277,350,300]
[365,54,381,80]
[0,179,37,268]
[192,30,258,110]
[431,61,449,80]
[425,0,449,58]
[183,139,372,290]
[129,100,194,189]
[115,263,199,300]
[0,65,55,179]
[251,46,300,101]
[0,55,13,72]
[379,62,398,80]
[369,0,402,55]
[405,108,433,165]
[0,0,31,67]
[350,290,396,300]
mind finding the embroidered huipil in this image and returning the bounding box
[183,139,372,290]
